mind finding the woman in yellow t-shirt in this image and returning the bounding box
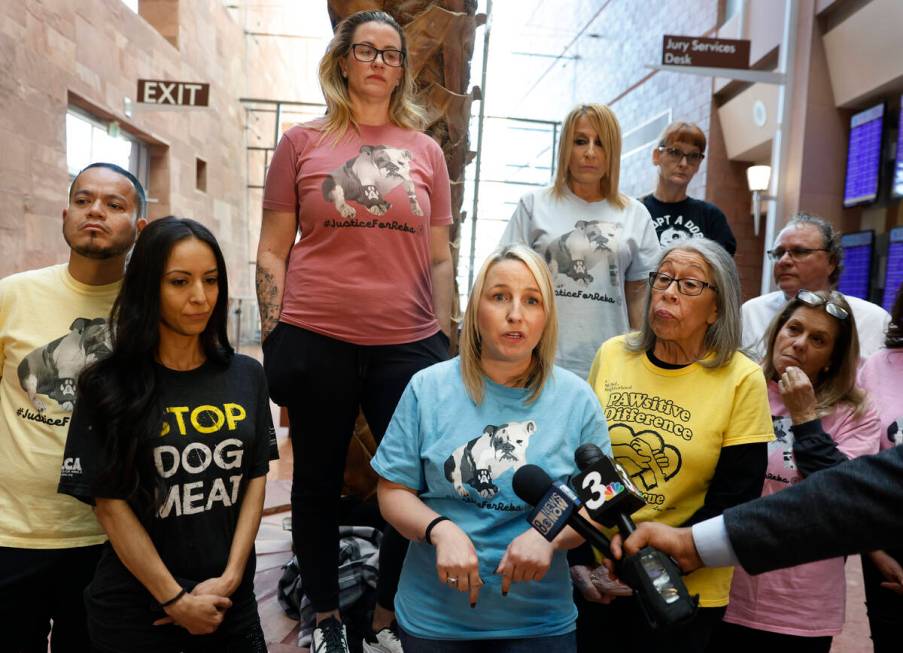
[580,238,773,653]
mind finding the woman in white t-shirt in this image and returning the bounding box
[499,103,660,379]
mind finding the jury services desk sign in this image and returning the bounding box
[662,35,750,69]
[137,79,210,107]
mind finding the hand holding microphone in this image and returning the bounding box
[571,443,697,627]
[610,522,704,575]
[513,454,697,630]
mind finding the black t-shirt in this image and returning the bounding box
[58,354,278,622]
[641,194,737,255]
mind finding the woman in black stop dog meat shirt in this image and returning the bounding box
[58,217,278,652]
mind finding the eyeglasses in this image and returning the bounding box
[657,146,705,165]
[350,43,405,67]
[648,272,716,296]
[766,246,829,261]
[796,289,849,320]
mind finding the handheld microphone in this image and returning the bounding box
[572,443,645,530]
[571,444,698,629]
[512,464,614,559]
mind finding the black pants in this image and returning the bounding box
[263,323,448,612]
[89,616,267,653]
[0,543,102,653]
[574,590,725,653]
[708,621,832,653]
[862,551,903,652]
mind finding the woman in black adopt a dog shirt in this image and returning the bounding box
[58,218,277,653]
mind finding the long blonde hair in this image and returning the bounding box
[459,245,558,405]
[317,10,427,142]
[551,103,627,209]
[761,290,866,417]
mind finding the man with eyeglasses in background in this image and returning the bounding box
[741,212,890,360]
[642,121,737,255]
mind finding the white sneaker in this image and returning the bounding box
[362,624,403,653]
[312,617,350,653]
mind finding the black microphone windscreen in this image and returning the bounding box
[512,464,553,506]
[575,443,605,470]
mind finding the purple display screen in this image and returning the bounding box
[894,98,903,198]
[883,227,903,311]
[843,104,884,207]
[838,231,873,300]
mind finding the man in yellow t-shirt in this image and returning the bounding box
[0,163,146,650]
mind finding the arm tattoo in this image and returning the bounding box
[255,266,282,341]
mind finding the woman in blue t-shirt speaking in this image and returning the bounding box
[371,244,612,651]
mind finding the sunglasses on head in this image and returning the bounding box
[796,289,849,320]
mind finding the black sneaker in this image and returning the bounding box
[312,616,350,653]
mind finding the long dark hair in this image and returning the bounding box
[78,216,233,516]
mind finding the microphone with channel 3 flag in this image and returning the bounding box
[571,443,698,628]
[512,463,616,559]
[512,462,697,630]
[572,442,646,532]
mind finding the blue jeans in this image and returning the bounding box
[398,627,577,653]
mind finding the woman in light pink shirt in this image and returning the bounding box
[256,10,454,652]
[712,290,881,652]
[858,282,903,653]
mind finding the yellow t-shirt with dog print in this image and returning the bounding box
[587,335,773,607]
[0,264,118,548]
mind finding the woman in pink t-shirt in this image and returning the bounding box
[858,282,903,653]
[711,290,881,652]
[256,10,453,653]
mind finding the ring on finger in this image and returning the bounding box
[446,576,458,584]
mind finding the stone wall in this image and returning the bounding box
[0,0,302,299]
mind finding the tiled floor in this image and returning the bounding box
[256,432,874,652]
[254,510,301,650]
[831,555,872,652]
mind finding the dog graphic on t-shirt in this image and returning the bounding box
[545,220,620,288]
[888,418,903,447]
[659,226,690,247]
[17,317,112,413]
[770,415,797,471]
[322,144,423,218]
[444,421,535,499]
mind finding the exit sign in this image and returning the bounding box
[137,79,210,107]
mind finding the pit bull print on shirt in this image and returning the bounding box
[322,144,423,218]
[17,317,111,413]
[444,421,535,499]
[544,220,621,288]
[770,415,797,472]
